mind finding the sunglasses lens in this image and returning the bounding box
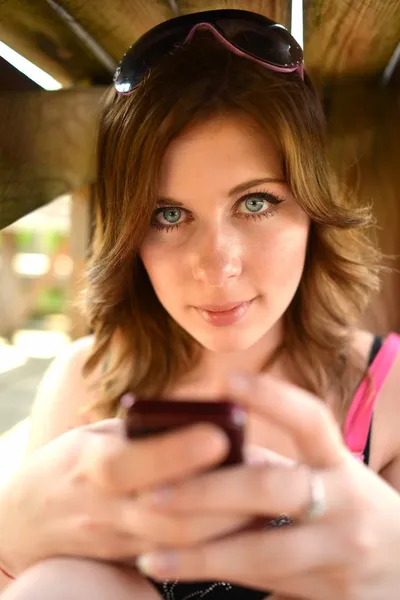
[216,18,303,67]
[114,29,184,93]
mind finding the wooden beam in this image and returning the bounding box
[0,57,41,92]
[37,0,174,70]
[1,0,399,89]
[183,1,290,28]
[0,0,292,88]
[0,86,107,229]
[0,1,110,87]
[68,185,92,340]
[304,0,400,83]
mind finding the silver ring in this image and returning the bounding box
[302,470,327,522]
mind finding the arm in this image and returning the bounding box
[26,335,96,456]
[0,335,96,590]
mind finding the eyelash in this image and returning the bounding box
[151,190,285,233]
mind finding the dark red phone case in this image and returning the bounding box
[125,398,286,531]
[125,398,246,467]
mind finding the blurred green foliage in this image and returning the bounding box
[33,287,66,317]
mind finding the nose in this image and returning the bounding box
[190,227,242,287]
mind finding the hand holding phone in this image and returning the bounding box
[125,397,283,532]
[125,398,246,468]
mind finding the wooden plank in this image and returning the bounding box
[182,0,290,28]
[43,0,174,66]
[304,0,400,81]
[0,86,106,229]
[0,0,111,86]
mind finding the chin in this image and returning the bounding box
[189,327,266,353]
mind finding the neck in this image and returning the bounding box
[178,319,285,391]
[208,319,283,373]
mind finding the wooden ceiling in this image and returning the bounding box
[0,0,398,88]
[0,0,398,229]
[304,0,399,81]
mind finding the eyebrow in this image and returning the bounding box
[156,177,285,207]
[229,177,285,196]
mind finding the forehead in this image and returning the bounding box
[158,113,283,196]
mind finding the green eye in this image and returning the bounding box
[243,198,265,213]
[234,191,284,222]
[151,205,191,232]
[160,208,181,223]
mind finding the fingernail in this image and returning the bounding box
[136,551,178,577]
[246,445,269,465]
[227,372,251,394]
[120,393,135,409]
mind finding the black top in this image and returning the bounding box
[147,336,383,599]
[363,335,382,465]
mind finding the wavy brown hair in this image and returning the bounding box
[79,33,381,425]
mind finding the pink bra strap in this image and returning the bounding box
[344,333,400,456]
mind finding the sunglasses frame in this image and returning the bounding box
[113,9,304,95]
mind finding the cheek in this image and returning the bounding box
[140,210,310,295]
[248,218,309,286]
[140,241,181,294]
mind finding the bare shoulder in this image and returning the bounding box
[26,335,102,456]
[35,335,97,401]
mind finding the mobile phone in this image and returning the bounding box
[125,398,246,468]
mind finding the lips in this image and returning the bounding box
[194,298,255,327]
[197,300,253,313]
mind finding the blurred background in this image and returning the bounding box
[0,0,399,479]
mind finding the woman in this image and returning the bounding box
[1,9,400,600]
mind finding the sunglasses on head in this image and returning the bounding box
[113,9,304,95]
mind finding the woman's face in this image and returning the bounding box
[140,113,310,352]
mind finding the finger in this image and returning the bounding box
[117,502,251,547]
[245,444,296,467]
[72,501,250,561]
[138,461,342,521]
[135,523,342,587]
[265,572,333,600]
[226,373,346,468]
[82,422,229,493]
[72,524,153,561]
[88,418,126,435]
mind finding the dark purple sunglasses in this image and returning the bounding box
[113,9,304,95]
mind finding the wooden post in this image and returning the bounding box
[0,231,24,340]
[68,185,92,340]
[325,84,400,334]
